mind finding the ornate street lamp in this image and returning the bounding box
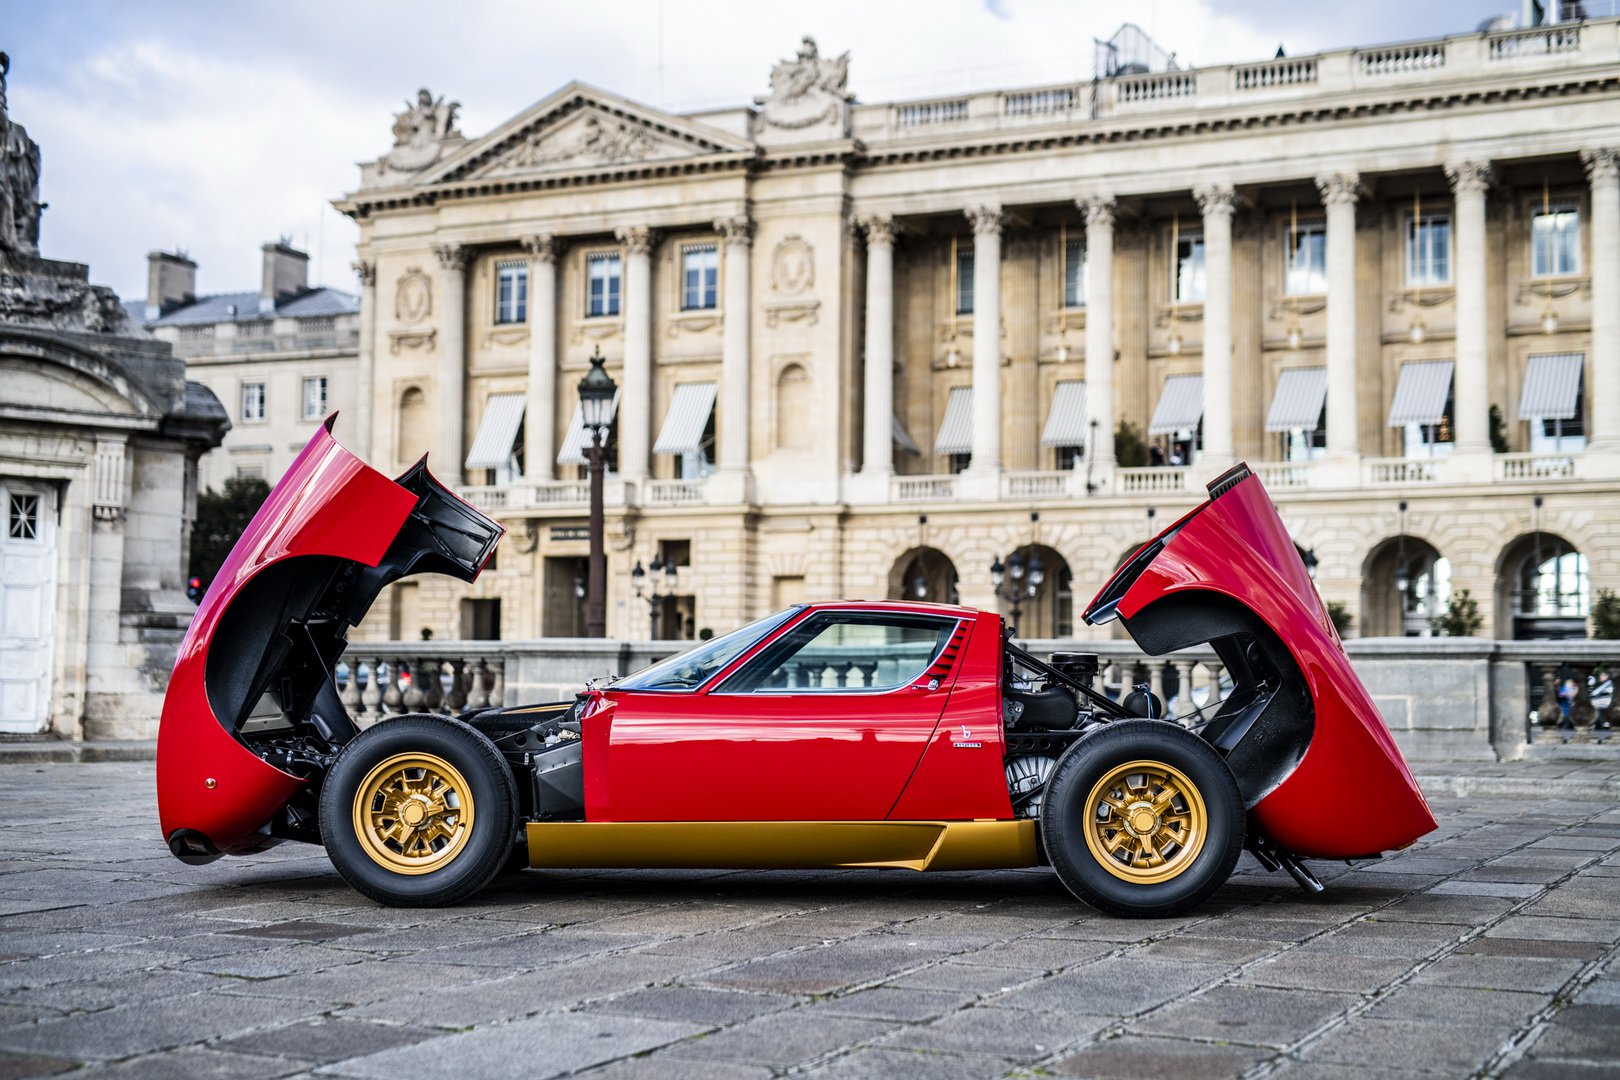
[990,548,1045,637]
[631,554,679,638]
[578,346,616,638]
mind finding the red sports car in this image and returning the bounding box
[157,419,1435,916]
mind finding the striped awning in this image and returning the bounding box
[653,382,718,456]
[1519,353,1583,420]
[1148,374,1204,435]
[556,391,621,466]
[934,386,974,456]
[1264,367,1328,433]
[1040,380,1088,448]
[464,393,526,470]
[893,415,922,455]
[1387,360,1454,427]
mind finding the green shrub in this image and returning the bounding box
[1429,589,1484,637]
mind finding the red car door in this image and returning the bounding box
[598,609,966,822]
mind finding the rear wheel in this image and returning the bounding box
[320,714,516,906]
[1043,720,1243,917]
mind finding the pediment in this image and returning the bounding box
[426,84,754,184]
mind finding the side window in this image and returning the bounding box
[721,614,956,693]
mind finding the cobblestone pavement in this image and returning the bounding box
[1,762,1617,1080]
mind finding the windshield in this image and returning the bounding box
[615,607,803,691]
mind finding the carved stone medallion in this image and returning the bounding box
[395,268,432,325]
[771,236,815,295]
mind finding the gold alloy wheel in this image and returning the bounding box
[1082,758,1208,885]
[352,753,476,875]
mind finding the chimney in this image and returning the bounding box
[145,250,197,322]
[260,239,309,314]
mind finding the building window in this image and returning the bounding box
[1056,445,1081,470]
[495,260,528,324]
[586,252,622,317]
[1407,213,1452,286]
[1285,223,1327,296]
[955,247,974,315]
[1405,388,1455,459]
[1286,407,1328,462]
[1531,202,1580,278]
[1063,237,1086,308]
[948,452,972,474]
[681,244,718,310]
[241,381,266,423]
[301,376,328,421]
[1174,231,1206,302]
[7,493,40,541]
[235,464,266,481]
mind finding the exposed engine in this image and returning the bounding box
[1000,650,1101,819]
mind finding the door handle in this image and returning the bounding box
[912,677,942,692]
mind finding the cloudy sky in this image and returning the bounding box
[5,0,1510,301]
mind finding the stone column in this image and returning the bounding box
[1583,148,1620,455]
[433,243,471,485]
[1447,161,1493,456]
[352,259,377,460]
[616,225,656,485]
[1082,196,1117,472]
[859,215,897,482]
[966,205,1005,478]
[1194,182,1236,468]
[1315,173,1362,459]
[522,234,561,480]
[715,214,754,476]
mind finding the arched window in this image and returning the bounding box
[775,364,811,450]
[398,387,429,466]
[888,547,959,606]
[1361,536,1449,637]
[1498,533,1590,640]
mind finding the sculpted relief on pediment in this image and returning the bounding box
[477,109,694,178]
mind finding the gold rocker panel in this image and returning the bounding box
[525,820,1038,872]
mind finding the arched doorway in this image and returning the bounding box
[993,544,1074,639]
[888,547,959,606]
[1361,536,1450,637]
[1498,532,1589,640]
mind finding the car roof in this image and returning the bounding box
[800,599,984,619]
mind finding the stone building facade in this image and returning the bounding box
[134,243,359,493]
[0,54,227,738]
[334,19,1620,646]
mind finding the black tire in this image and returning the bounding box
[319,714,517,907]
[1042,719,1243,917]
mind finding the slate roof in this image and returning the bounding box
[140,286,358,327]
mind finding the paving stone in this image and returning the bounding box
[658,1011,893,1068]
[63,1048,301,1079]
[574,1058,773,1080]
[1,969,220,1013]
[583,986,794,1026]
[951,937,1113,971]
[0,991,322,1060]
[1132,985,1356,1047]
[697,942,945,995]
[994,959,1230,1016]
[214,1018,437,1063]
[878,1004,1104,1058]
[1292,919,1464,959]
[341,954,693,1028]
[800,1046,1015,1079]
[889,962,1037,993]
[1128,934,1280,965]
[810,987,975,1023]
[312,1012,706,1080]
[1303,1017,1510,1073]
[227,960,503,1007]
[1487,916,1620,943]
[1505,1060,1620,1079]
[1412,953,1585,993]
[1236,953,1416,993]
[1050,1033,1268,1078]
[1375,892,1519,925]
[1364,983,1552,1027]
[1523,1004,1620,1062]
[0,1051,76,1080]
[1457,936,1606,960]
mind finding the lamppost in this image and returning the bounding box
[990,548,1044,637]
[578,346,616,638]
[631,554,678,639]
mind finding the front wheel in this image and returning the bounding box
[319,714,517,907]
[1042,720,1243,917]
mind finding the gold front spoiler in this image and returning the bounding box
[525,819,1038,872]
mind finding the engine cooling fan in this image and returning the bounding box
[1005,755,1059,818]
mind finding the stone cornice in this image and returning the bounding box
[335,71,1620,221]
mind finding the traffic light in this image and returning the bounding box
[186,577,203,604]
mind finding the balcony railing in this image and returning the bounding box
[461,479,591,512]
[1234,57,1319,90]
[1365,457,1440,486]
[336,646,507,724]
[895,98,970,127]
[645,479,704,506]
[1497,452,1577,482]
[1356,42,1445,76]
[1488,24,1581,60]
[1249,462,1312,490]
[1002,471,1070,498]
[893,475,957,501]
[1117,467,1190,494]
